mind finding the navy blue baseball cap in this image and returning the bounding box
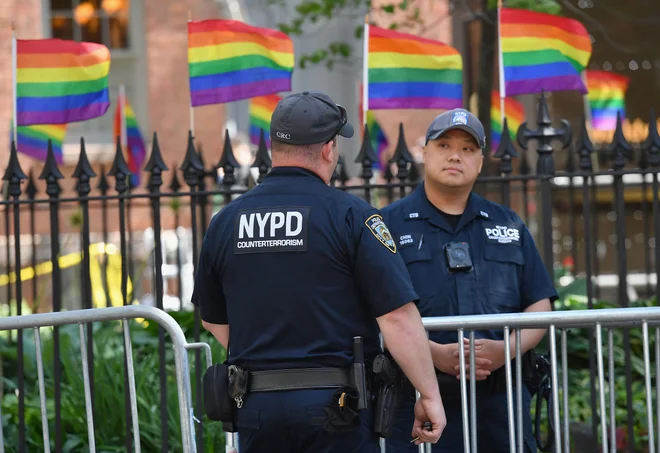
[270,90,354,145]
[425,109,486,150]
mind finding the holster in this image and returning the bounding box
[202,362,237,432]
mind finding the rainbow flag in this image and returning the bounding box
[249,94,281,148]
[114,93,146,187]
[187,19,294,107]
[366,111,389,169]
[490,92,525,152]
[16,39,111,126]
[499,8,592,96]
[586,70,629,131]
[367,25,462,110]
[10,122,67,164]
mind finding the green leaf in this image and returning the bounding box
[381,4,395,13]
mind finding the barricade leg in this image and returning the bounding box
[34,328,51,453]
[79,324,97,453]
[503,326,515,453]
[458,328,470,453]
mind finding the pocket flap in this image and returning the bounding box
[483,244,525,265]
[399,245,432,264]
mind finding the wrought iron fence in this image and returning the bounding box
[0,93,659,452]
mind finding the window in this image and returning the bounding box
[50,0,130,50]
[44,0,147,160]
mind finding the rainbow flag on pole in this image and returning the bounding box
[366,111,389,169]
[16,39,111,125]
[585,70,629,131]
[10,122,67,164]
[249,94,281,148]
[499,8,592,96]
[367,25,462,110]
[114,91,146,187]
[490,91,525,152]
[187,19,294,107]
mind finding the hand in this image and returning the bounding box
[434,341,491,380]
[454,338,507,377]
[411,397,446,445]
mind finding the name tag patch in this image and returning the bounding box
[365,214,396,254]
[234,206,310,254]
[399,234,414,246]
[485,224,520,245]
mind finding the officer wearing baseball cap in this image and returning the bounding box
[192,90,446,453]
[381,108,557,452]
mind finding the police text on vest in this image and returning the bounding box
[233,207,310,254]
[484,225,520,244]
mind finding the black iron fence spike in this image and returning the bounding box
[3,140,28,197]
[25,169,38,199]
[493,119,518,175]
[218,129,240,187]
[608,112,632,171]
[108,138,131,193]
[355,125,377,181]
[169,162,182,192]
[144,132,169,190]
[72,137,96,195]
[38,139,64,197]
[97,164,109,193]
[390,123,414,181]
[180,130,203,187]
[576,115,595,172]
[251,129,272,183]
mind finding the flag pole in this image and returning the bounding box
[581,71,593,128]
[362,14,369,129]
[12,22,18,145]
[119,84,128,149]
[187,10,195,136]
[497,0,506,127]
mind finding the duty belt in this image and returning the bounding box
[248,367,350,392]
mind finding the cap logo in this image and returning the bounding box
[451,111,468,126]
[276,132,291,140]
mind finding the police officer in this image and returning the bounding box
[192,90,446,453]
[382,109,557,453]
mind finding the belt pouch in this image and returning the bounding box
[202,362,236,425]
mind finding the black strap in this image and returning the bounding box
[248,367,350,392]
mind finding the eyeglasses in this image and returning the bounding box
[326,105,347,144]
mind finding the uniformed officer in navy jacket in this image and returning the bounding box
[382,109,557,453]
[192,90,446,453]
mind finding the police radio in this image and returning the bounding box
[444,242,473,272]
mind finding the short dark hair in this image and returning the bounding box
[271,139,326,159]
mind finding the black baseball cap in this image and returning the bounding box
[270,90,354,145]
[425,109,486,150]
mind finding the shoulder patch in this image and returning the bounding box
[365,214,397,254]
[233,206,310,254]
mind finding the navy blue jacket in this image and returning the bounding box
[192,167,419,371]
[381,184,558,345]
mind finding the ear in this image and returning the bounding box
[320,141,335,163]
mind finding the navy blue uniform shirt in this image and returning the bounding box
[381,184,558,345]
[191,167,419,371]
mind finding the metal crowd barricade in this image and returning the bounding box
[225,307,660,453]
[418,306,660,453]
[0,305,212,453]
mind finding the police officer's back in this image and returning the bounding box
[192,91,446,453]
[381,109,557,453]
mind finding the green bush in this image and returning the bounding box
[0,309,227,453]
